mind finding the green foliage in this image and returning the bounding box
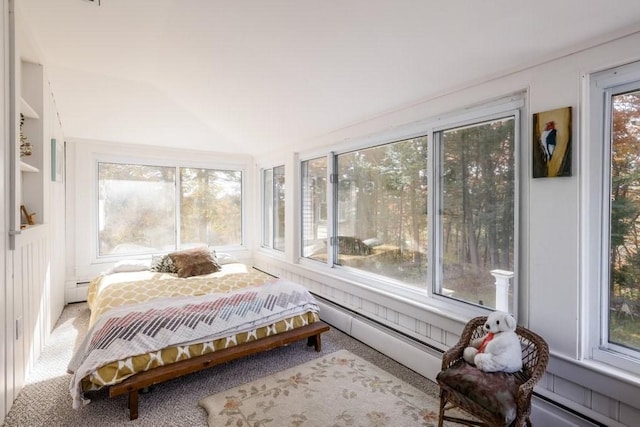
[609,90,640,349]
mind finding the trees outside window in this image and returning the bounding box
[298,96,520,308]
[437,118,516,311]
[608,89,640,355]
[335,138,428,285]
[181,168,242,247]
[301,157,328,262]
[587,61,640,373]
[98,162,242,257]
[262,165,285,251]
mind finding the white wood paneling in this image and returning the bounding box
[0,0,8,417]
[12,225,50,393]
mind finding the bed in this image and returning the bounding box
[67,248,329,420]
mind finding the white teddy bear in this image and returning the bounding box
[463,311,523,373]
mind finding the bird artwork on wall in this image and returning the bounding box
[532,106,572,178]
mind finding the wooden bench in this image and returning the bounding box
[109,321,330,420]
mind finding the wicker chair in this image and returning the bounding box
[436,316,549,427]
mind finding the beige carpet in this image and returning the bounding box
[200,349,452,427]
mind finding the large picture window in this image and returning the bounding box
[586,60,640,374]
[180,168,243,247]
[436,118,516,311]
[335,138,428,285]
[98,162,242,257]
[587,61,640,372]
[608,88,640,356]
[299,96,521,310]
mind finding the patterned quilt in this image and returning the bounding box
[68,265,320,409]
[86,263,274,327]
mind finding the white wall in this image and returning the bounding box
[253,31,640,426]
[0,0,8,418]
[48,89,65,327]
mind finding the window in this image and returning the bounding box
[335,138,428,285]
[299,96,521,309]
[262,165,285,251]
[301,157,328,262]
[180,168,243,247]
[436,118,516,311]
[98,162,242,257]
[588,61,640,371]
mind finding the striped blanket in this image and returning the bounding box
[68,278,319,409]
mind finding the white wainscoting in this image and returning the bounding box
[6,224,57,410]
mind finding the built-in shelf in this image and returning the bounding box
[20,161,38,173]
[12,60,45,244]
[20,96,38,119]
[19,223,42,231]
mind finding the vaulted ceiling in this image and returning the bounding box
[19,0,640,155]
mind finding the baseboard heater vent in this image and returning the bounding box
[314,294,442,353]
[313,295,443,380]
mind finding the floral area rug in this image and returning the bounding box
[199,349,457,427]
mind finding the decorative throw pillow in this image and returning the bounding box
[168,247,221,278]
[150,254,178,273]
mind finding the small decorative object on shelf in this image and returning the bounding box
[19,113,32,157]
[20,205,36,226]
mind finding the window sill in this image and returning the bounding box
[590,347,640,380]
[543,351,640,410]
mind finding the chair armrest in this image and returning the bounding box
[441,316,487,369]
[517,348,549,396]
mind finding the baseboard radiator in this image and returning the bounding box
[64,281,90,304]
[316,297,606,427]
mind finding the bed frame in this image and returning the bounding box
[108,321,330,420]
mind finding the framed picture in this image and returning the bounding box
[51,138,64,182]
[532,106,572,178]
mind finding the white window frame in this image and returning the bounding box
[93,154,246,261]
[432,110,521,314]
[261,164,285,252]
[584,60,640,374]
[298,154,333,267]
[297,94,524,316]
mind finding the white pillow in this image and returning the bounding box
[215,252,239,265]
[105,259,151,275]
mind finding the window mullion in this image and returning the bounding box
[175,166,181,250]
[272,169,277,248]
[601,88,614,348]
[327,152,337,268]
[431,130,442,298]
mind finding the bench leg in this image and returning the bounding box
[306,333,322,352]
[128,390,139,420]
